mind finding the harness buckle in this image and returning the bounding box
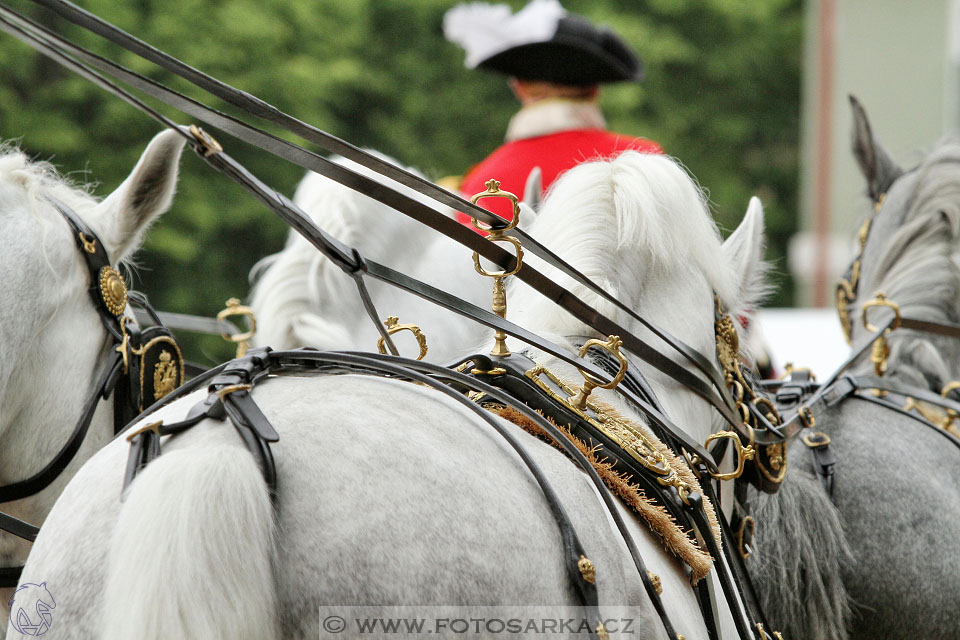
[704,430,755,481]
[801,431,831,449]
[125,420,163,443]
[188,124,223,157]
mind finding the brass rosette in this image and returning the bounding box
[98,265,128,317]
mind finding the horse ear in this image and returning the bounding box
[850,95,903,201]
[522,166,542,210]
[517,202,538,228]
[93,129,186,262]
[721,196,767,311]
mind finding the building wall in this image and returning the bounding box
[794,0,956,306]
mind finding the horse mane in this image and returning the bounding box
[509,151,746,335]
[249,153,442,349]
[856,139,960,386]
[0,146,97,214]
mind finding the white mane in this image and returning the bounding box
[508,151,744,337]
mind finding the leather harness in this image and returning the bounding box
[0,199,185,587]
[0,4,920,639]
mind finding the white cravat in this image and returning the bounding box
[504,99,607,142]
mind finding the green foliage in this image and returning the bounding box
[0,0,801,363]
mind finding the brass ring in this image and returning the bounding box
[469,179,520,233]
[801,431,831,448]
[942,381,960,399]
[798,405,815,429]
[472,234,523,278]
[862,292,901,334]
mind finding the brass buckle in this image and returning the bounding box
[376,316,428,360]
[125,420,163,443]
[703,430,756,481]
[798,405,815,429]
[568,335,627,411]
[736,514,755,559]
[215,383,252,401]
[801,431,831,448]
[217,298,257,358]
[189,124,223,157]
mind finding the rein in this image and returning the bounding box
[0,199,185,587]
[0,0,762,440]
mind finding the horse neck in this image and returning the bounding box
[509,261,721,446]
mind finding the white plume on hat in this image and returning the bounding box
[443,0,568,69]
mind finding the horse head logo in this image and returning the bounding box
[8,582,56,636]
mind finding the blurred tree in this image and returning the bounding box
[0,0,801,364]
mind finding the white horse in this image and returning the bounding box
[0,130,185,623]
[10,150,768,640]
[249,155,500,362]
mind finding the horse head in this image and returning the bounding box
[848,96,960,389]
[0,129,184,554]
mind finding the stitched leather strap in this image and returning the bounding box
[1,1,744,430]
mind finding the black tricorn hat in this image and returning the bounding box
[444,0,642,86]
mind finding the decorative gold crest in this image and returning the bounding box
[648,571,663,595]
[98,266,128,317]
[153,350,178,400]
[596,622,609,640]
[577,555,596,584]
[766,443,785,470]
[714,313,739,373]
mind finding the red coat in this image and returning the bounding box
[457,128,662,228]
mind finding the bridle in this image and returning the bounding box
[0,197,184,587]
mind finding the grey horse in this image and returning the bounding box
[749,97,960,640]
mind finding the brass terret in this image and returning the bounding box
[568,335,628,411]
[376,316,429,360]
[469,179,523,357]
[217,297,257,358]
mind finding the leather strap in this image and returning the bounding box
[0,352,122,504]
[1,1,743,428]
